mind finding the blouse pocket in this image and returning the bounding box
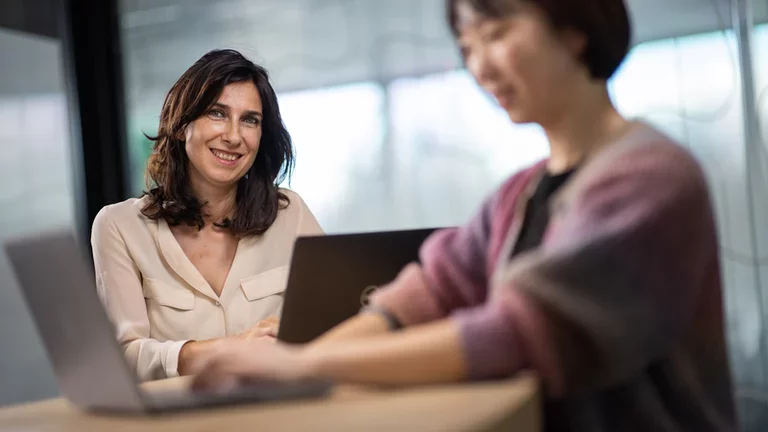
[142,278,195,310]
[241,266,290,301]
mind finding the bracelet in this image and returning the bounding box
[362,305,403,331]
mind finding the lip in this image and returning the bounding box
[209,148,243,166]
[492,91,515,109]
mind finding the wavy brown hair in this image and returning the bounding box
[141,49,294,236]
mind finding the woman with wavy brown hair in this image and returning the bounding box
[91,49,322,381]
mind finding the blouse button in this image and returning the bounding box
[215,300,221,307]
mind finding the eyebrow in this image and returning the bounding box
[212,102,262,118]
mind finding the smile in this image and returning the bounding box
[210,148,242,163]
[492,91,515,109]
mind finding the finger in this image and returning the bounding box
[191,353,252,392]
[248,322,278,337]
[192,370,232,391]
[201,373,241,394]
[263,323,279,337]
[241,330,260,341]
[190,356,228,390]
[265,315,280,324]
[187,350,215,376]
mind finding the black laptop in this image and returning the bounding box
[277,228,441,344]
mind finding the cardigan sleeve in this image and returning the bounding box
[368,169,533,326]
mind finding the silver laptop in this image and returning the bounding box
[4,229,331,414]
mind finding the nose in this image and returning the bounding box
[222,119,242,147]
[465,47,497,90]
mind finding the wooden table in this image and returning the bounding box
[0,373,540,431]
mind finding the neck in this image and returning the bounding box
[190,178,237,224]
[541,83,629,173]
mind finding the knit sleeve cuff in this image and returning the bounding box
[453,300,527,380]
[369,264,446,326]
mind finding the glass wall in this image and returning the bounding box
[740,0,768,423]
[0,27,71,406]
[118,1,768,428]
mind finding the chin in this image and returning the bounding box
[201,172,242,188]
[505,110,535,125]
[500,103,530,123]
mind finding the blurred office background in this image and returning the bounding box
[1,0,768,429]
[0,4,76,410]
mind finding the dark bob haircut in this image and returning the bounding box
[446,0,632,80]
[142,49,294,237]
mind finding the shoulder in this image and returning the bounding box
[591,123,707,193]
[280,188,306,206]
[569,123,711,217]
[271,187,314,227]
[92,196,150,236]
[278,188,310,215]
[618,123,700,168]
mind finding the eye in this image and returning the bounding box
[243,116,261,126]
[208,108,225,118]
[482,23,508,42]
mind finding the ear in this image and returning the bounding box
[560,27,587,59]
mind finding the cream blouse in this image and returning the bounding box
[90,189,323,381]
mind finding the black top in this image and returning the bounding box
[511,168,577,257]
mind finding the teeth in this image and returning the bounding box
[212,149,239,161]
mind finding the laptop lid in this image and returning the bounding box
[277,228,440,344]
[4,230,144,412]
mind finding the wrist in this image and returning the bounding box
[177,340,199,376]
[362,305,403,331]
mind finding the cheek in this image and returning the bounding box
[183,124,194,149]
[244,129,262,154]
[514,44,567,95]
[185,134,207,163]
[495,38,537,83]
[184,126,198,157]
[185,121,215,150]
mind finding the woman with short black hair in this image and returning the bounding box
[191,2,736,430]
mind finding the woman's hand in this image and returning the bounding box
[190,339,312,391]
[178,316,281,375]
[234,316,280,341]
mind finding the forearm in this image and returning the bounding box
[304,318,467,386]
[178,339,217,376]
[308,312,391,350]
[178,336,244,375]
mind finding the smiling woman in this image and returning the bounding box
[89,49,324,381]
